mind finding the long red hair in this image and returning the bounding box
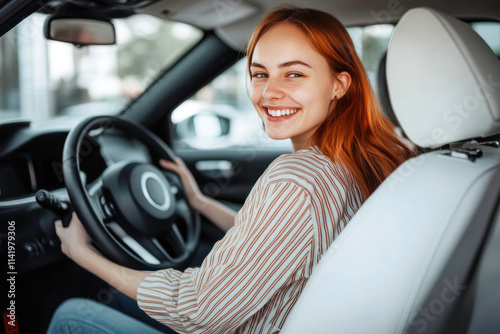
[247,6,416,199]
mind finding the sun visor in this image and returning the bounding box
[139,0,258,30]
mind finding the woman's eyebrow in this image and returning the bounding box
[250,61,312,69]
[250,62,266,69]
[279,60,312,69]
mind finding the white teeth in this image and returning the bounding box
[267,108,298,117]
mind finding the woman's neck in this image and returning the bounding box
[292,140,314,152]
[291,135,313,152]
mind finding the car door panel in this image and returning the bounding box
[175,148,289,207]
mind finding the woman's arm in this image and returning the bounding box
[136,181,314,333]
[160,158,236,232]
[192,195,237,232]
[56,177,314,333]
[55,215,148,300]
[55,156,237,298]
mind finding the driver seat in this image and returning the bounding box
[282,7,500,334]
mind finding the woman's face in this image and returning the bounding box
[249,23,338,151]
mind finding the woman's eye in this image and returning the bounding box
[252,72,267,78]
[288,73,303,78]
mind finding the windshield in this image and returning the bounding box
[0,12,202,127]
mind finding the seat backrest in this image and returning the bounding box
[282,7,500,334]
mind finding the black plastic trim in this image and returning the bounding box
[0,0,50,37]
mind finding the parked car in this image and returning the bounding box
[171,99,291,150]
[1,0,500,333]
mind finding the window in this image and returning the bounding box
[0,12,202,127]
[347,24,394,89]
[471,22,500,54]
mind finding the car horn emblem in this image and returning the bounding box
[140,171,170,211]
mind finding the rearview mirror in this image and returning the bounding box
[44,17,116,46]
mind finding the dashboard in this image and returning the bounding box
[0,132,68,201]
[0,120,153,272]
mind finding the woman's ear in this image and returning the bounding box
[332,71,352,100]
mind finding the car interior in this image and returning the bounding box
[1,0,500,333]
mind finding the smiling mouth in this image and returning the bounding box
[265,108,300,117]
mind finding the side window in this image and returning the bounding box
[347,24,394,89]
[471,22,500,55]
[171,58,292,151]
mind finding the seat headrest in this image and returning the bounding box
[387,7,500,148]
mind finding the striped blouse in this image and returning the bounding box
[137,146,363,333]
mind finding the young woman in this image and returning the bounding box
[48,5,415,334]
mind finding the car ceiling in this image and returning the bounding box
[3,0,498,50]
[138,0,500,51]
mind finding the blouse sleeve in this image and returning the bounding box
[136,180,313,333]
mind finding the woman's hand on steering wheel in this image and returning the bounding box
[55,212,98,265]
[159,158,207,212]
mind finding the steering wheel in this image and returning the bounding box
[62,115,200,270]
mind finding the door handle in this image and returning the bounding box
[195,160,233,177]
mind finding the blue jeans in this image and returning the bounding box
[46,298,174,334]
[47,241,218,333]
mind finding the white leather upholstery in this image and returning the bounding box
[282,148,500,334]
[387,7,500,148]
[281,7,500,334]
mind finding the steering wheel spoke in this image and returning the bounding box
[162,223,188,257]
[106,222,162,265]
[106,222,190,266]
[87,176,114,223]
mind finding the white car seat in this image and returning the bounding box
[282,7,500,334]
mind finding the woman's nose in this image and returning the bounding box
[263,77,285,100]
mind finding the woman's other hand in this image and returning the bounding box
[55,212,97,264]
[160,157,207,211]
[55,212,148,300]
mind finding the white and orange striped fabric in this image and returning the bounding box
[137,146,363,333]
